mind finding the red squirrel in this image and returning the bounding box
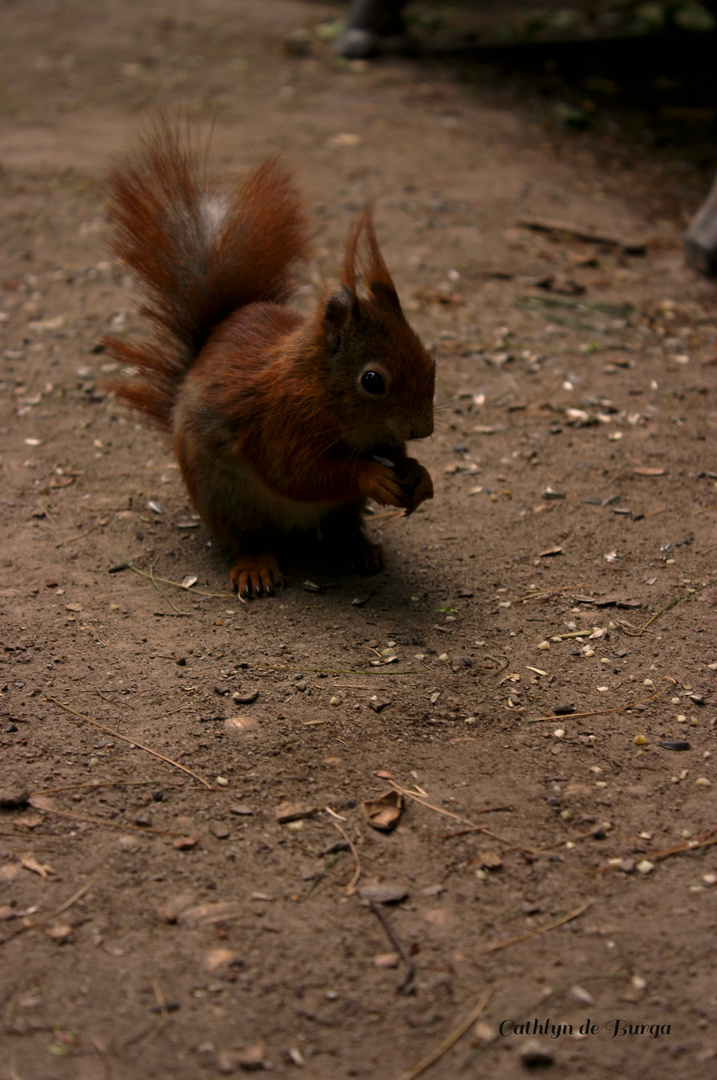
[106,122,435,596]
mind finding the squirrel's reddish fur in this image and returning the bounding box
[106,122,435,595]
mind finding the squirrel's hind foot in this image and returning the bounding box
[231,553,285,597]
[349,533,384,575]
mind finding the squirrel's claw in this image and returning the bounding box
[231,554,284,597]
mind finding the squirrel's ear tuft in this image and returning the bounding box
[368,280,401,312]
[343,210,402,313]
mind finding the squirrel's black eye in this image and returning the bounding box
[361,370,385,395]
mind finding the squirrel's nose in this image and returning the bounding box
[411,418,434,440]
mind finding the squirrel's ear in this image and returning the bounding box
[324,285,360,339]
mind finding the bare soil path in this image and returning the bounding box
[1,3,716,1078]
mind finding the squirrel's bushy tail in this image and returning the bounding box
[105,121,311,429]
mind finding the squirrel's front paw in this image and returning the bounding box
[230,553,284,597]
[358,461,407,508]
[400,459,434,514]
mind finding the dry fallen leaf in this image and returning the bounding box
[224,716,257,734]
[275,801,317,824]
[477,850,503,871]
[361,790,404,832]
[177,902,242,928]
[20,853,56,879]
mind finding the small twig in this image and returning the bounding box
[391,783,539,852]
[330,819,362,895]
[388,781,475,827]
[475,900,592,957]
[439,805,514,837]
[371,509,408,530]
[369,900,416,995]
[31,779,178,797]
[331,683,395,691]
[44,694,212,789]
[300,852,348,900]
[394,989,492,1080]
[152,978,171,1019]
[0,874,101,946]
[96,689,135,711]
[528,677,676,723]
[148,560,190,616]
[630,575,717,635]
[527,825,607,853]
[114,553,224,598]
[257,663,423,676]
[27,802,188,837]
[89,1034,112,1080]
[512,585,583,604]
[590,829,717,874]
[651,829,717,862]
[57,520,102,547]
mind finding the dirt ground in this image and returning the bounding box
[2,2,717,1078]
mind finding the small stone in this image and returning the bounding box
[520,1040,554,1067]
[358,883,408,904]
[634,734,649,746]
[0,781,30,809]
[229,804,254,816]
[478,851,503,870]
[134,813,152,828]
[45,921,73,943]
[373,952,400,968]
[570,985,594,1006]
[695,777,711,787]
[235,1043,266,1070]
[173,835,199,850]
[156,892,196,923]
[210,822,230,840]
[537,641,550,651]
[232,689,258,705]
[636,860,655,875]
[329,696,341,706]
[204,948,242,973]
[215,777,229,787]
[369,696,391,713]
